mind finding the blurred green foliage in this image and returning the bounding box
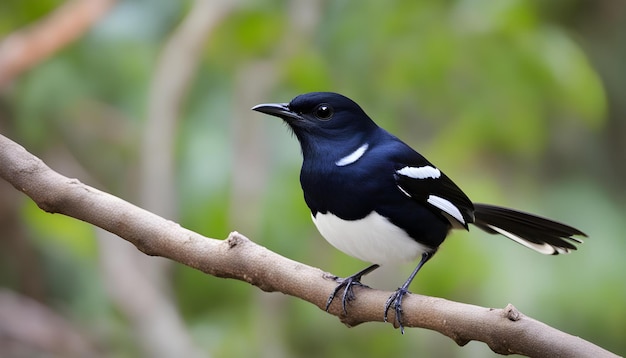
[1,0,624,357]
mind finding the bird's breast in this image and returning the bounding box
[299,157,395,219]
[311,211,432,265]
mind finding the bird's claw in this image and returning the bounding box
[325,276,368,314]
[384,287,410,334]
[325,264,380,315]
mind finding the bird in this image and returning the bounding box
[252,92,587,333]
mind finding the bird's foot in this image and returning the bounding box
[325,276,368,314]
[325,264,379,314]
[384,287,410,334]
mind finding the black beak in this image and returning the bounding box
[251,102,303,121]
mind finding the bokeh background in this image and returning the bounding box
[0,0,624,357]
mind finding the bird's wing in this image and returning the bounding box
[392,152,475,229]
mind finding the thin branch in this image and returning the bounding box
[0,133,618,358]
[0,0,116,88]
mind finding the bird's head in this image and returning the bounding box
[252,92,378,154]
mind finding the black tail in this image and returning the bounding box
[472,203,587,255]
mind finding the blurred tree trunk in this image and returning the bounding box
[229,1,323,357]
[542,1,626,197]
[97,1,239,357]
[577,1,626,194]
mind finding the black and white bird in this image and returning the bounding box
[252,92,586,332]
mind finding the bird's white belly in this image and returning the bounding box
[312,211,430,265]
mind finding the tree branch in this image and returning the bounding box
[0,133,618,358]
[0,0,116,88]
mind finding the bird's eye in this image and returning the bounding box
[314,104,333,120]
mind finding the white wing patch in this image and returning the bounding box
[397,165,441,179]
[427,195,465,225]
[485,224,561,255]
[335,143,369,167]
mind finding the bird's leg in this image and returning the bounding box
[325,264,380,314]
[384,251,432,334]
